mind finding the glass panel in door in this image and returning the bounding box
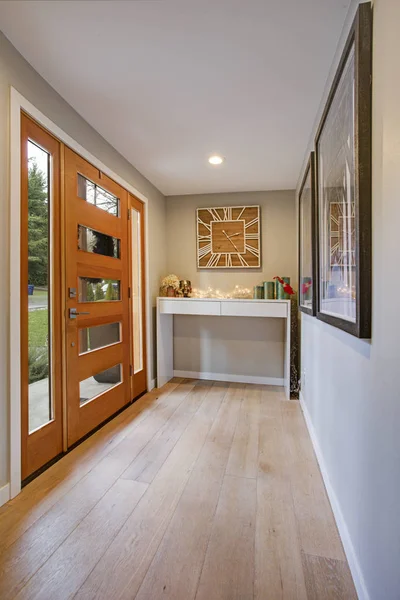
[78,225,121,258]
[80,364,123,406]
[78,277,121,302]
[77,174,120,216]
[79,322,121,354]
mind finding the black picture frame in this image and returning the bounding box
[315,2,372,338]
[298,152,317,316]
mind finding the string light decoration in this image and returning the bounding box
[191,285,252,299]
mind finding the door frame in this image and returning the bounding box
[9,87,153,500]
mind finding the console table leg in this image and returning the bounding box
[157,311,173,388]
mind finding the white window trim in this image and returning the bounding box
[9,87,153,499]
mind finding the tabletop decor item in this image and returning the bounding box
[274,276,294,300]
[179,280,192,297]
[230,285,253,299]
[196,205,261,269]
[253,285,264,299]
[298,153,317,315]
[315,2,372,338]
[160,274,180,297]
[191,285,252,299]
[263,281,275,299]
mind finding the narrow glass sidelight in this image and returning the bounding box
[27,141,53,433]
[79,364,122,406]
[77,174,119,216]
[131,209,143,374]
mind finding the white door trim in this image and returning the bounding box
[9,86,153,499]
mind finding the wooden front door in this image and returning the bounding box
[21,116,147,480]
[64,148,131,446]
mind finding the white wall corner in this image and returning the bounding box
[299,391,370,600]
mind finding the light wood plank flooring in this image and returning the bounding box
[0,380,357,599]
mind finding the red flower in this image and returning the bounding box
[301,282,311,294]
[283,284,294,295]
[273,276,284,285]
[273,276,295,296]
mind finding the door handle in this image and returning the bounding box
[69,308,90,319]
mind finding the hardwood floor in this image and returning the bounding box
[0,380,357,599]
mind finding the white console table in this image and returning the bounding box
[157,297,291,399]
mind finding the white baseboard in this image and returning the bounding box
[173,370,284,386]
[299,392,369,600]
[148,378,156,392]
[0,483,10,508]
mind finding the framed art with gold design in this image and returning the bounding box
[315,2,372,338]
[298,152,316,316]
[196,205,260,269]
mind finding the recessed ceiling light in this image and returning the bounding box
[208,155,224,165]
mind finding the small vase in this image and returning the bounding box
[179,280,192,298]
[167,286,176,297]
[275,277,291,299]
[263,281,275,299]
[253,285,264,299]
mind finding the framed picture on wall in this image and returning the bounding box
[298,152,316,316]
[315,1,372,338]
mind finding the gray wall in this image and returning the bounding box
[0,32,167,488]
[166,190,297,294]
[299,1,400,598]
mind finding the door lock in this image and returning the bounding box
[69,308,90,319]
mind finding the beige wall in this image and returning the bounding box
[0,32,166,488]
[166,190,297,294]
[166,190,296,380]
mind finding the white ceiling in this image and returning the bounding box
[0,0,351,195]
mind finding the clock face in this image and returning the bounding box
[211,220,245,254]
[329,202,355,267]
[197,206,260,269]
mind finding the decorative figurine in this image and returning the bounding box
[179,280,192,297]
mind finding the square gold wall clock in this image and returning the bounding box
[196,205,261,268]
